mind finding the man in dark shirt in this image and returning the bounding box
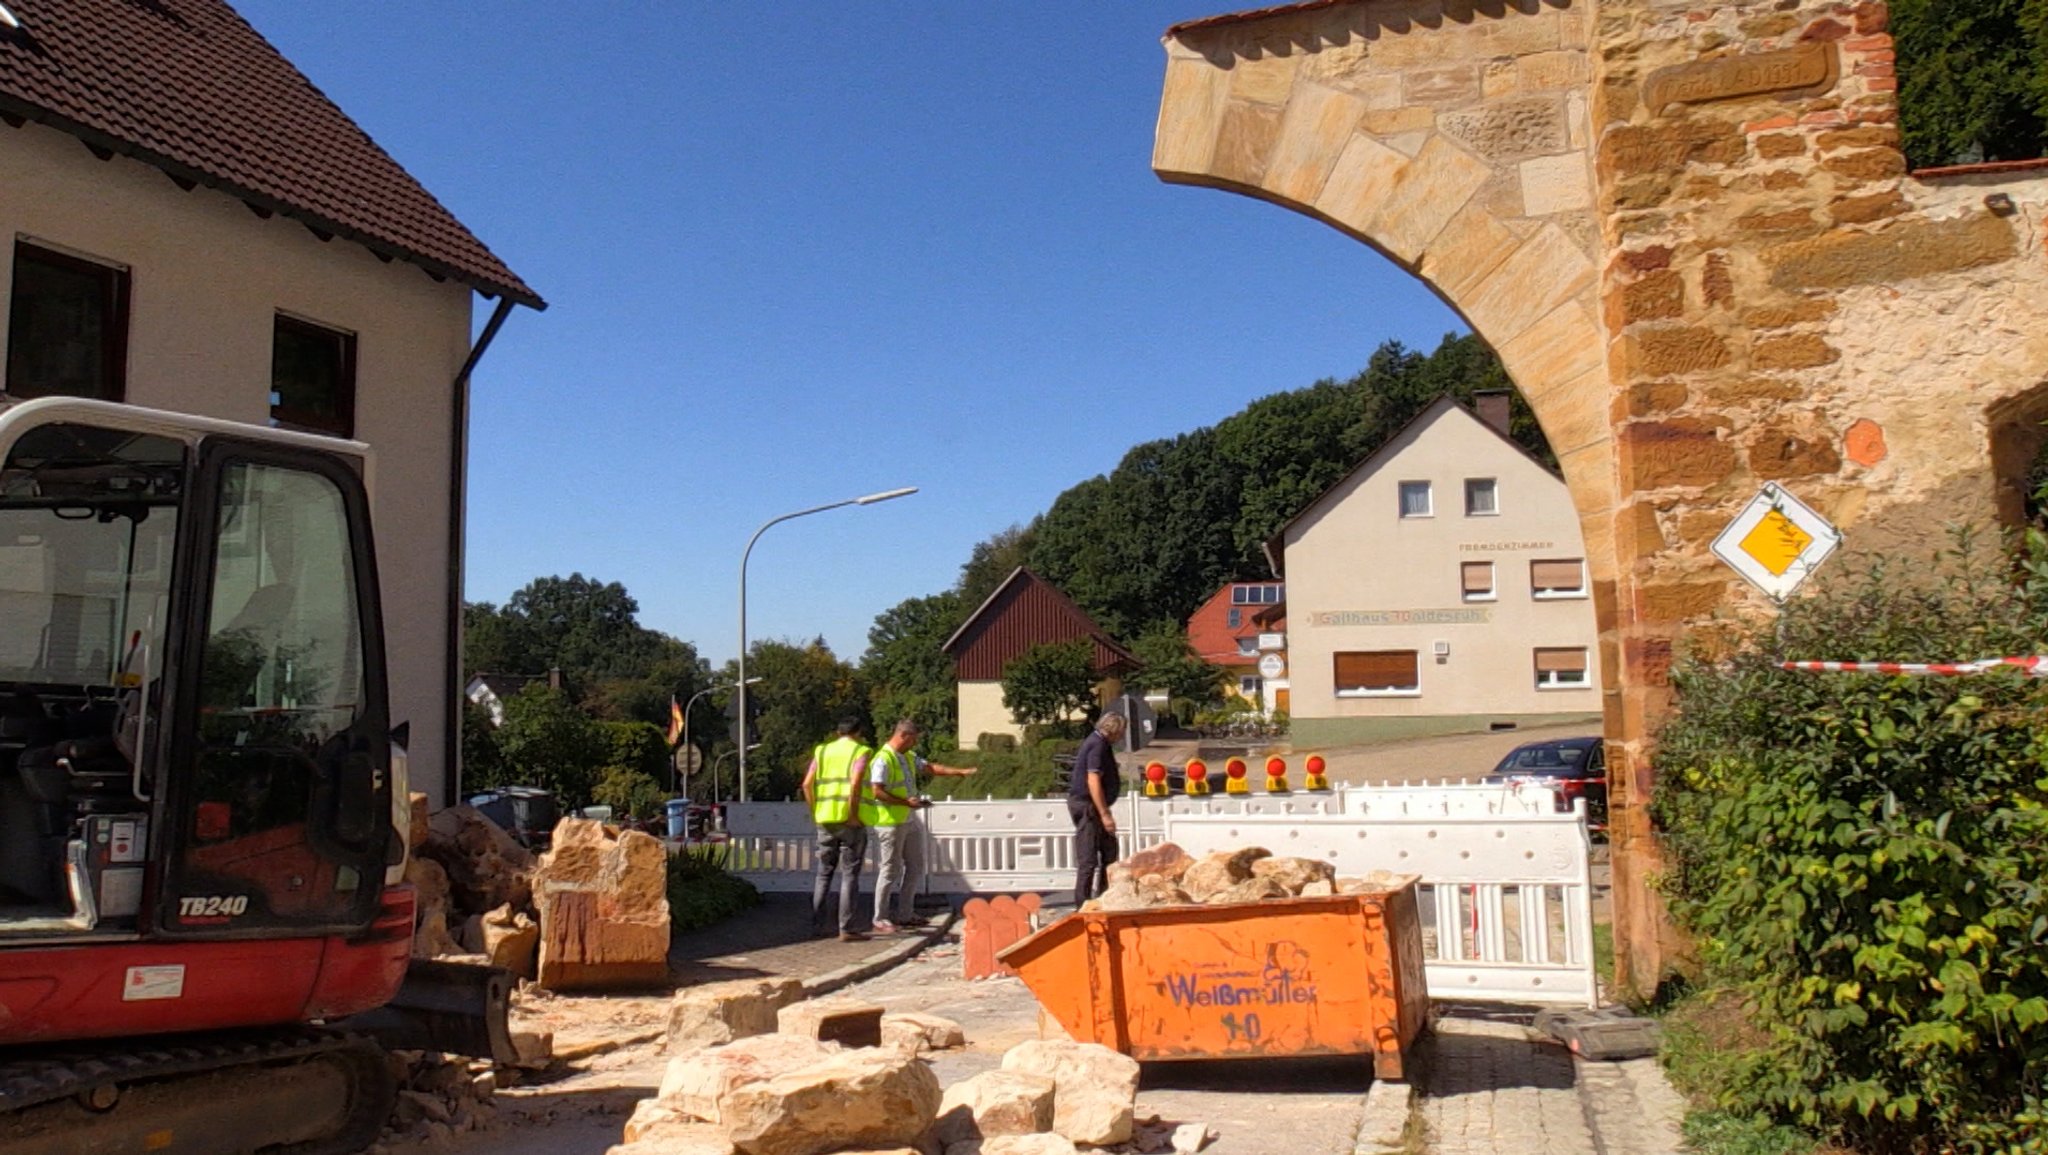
[1066,713,1127,904]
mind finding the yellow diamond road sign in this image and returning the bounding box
[1711,484,1841,600]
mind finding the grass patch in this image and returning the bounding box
[1590,921,1614,995]
[666,843,761,932]
[1658,987,1830,1155]
[1680,1112,1816,1155]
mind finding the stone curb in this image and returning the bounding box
[1353,1076,1415,1154]
[801,909,960,997]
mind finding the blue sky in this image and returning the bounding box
[238,4,1467,665]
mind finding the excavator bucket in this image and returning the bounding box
[339,958,518,1065]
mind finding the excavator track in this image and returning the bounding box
[0,1027,393,1155]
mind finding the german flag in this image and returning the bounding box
[666,695,685,748]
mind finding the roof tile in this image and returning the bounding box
[0,0,540,307]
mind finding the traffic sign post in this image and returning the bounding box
[1710,482,1842,601]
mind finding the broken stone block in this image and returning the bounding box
[1249,855,1337,895]
[1106,842,1193,887]
[668,977,807,1051]
[1179,847,1271,902]
[1299,879,1336,898]
[1089,879,1148,912]
[880,1011,965,1053]
[406,855,462,959]
[1205,876,1290,906]
[533,818,671,991]
[777,997,885,1049]
[409,792,431,850]
[509,1029,553,1069]
[1336,871,1419,895]
[1171,1122,1215,1155]
[659,1034,841,1124]
[1136,875,1193,907]
[481,903,541,980]
[717,1048,941,1155]
[980,1134,1081,1155]
[932,1069,1056,1146]
[422,804,536,916]
[610,1110,737,1155]
[999,1040,1140,1146]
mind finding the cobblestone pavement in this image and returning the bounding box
[1414,1014,1685,1155]
[668,890,950,986]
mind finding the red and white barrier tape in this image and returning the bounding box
[1778,656,2048,678]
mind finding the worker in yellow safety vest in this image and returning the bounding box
[801,716,872,941]
[862,719,976,933]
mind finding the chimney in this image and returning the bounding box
[1473,390,1512,436]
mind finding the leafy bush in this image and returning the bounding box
[976,733,1019,753]
[1652,537,2048,1151]
[925,740,1070,801]
[666,844,761,933]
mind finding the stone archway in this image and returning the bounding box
[1154,0,2048,994]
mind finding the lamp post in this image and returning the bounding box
[679,677,762,796]
[737,487,917,802]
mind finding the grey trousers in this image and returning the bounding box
[811,823,868,934]
[872,818,927,923]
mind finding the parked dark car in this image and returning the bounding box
[1482,736,1608,833]
[466,786,561,850]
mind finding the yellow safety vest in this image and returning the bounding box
[860,746,917,827]
[810,737,867,825]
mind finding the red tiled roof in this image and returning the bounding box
[1167,0,1358,36]
[0,0,542,308]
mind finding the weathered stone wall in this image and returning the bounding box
[1155,0,2048,993]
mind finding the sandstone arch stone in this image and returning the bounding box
[1154,0,2048,993]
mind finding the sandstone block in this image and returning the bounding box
[1752,333,1839,371]
[1212,100,1284,189]
[1830,191,1908,225]
[534,819,671,990]
[1249,855,1337,894]
[667,978,806,1051]
[881,1011,965,1053]
[1180,847,1271,903]
[1620,418,1737,490]
[1635,580,1732,622]
[1748,424,1843,479]
[1439,98,1567,162]
[1458,225,1595,347]
[718,1048,942,1155]
[406,855,462,959]
[422,804,536,915]
[1619,270,1685,323]
[1000,1040,1140,1147]
[481,903,540,980]
[1600,121,1744,177]
[510,1029,553,1069]
[1820,147,1905,182]
[1627,327,1731,377]
[1265,81,1365,205]
[1107,842,1193,887]
[778,997,885,1049]
[1154,57,1230,178]
[932,1070,1057,1146]
[1754,132,1806,160]
[624,1101,734,1151]
[1622,381,1688,419]
[1701,254,1735,308]
[408,792,431,850]
[1206,876,1290,905]
[1088,879,1148,913]
[1299,880,1336,898]
[1520,151,1592,216]
[660,1033,840,1124]
[981,1137,1080,1155]
[1767,214,2017,292]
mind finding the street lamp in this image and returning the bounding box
[737,486,917,802]
[679,676,762,795]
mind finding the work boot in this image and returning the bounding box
[838,931,870,943]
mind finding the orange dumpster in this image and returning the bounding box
[997,882,1430,1079]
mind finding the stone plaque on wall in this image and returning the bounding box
[1644,43,1838,116]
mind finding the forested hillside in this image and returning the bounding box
[862,332,1549,743]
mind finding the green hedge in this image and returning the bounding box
[1652,537,2048,1151]
[926,739,1071,801]
[666,844,762,933]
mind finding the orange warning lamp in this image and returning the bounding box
[1304,753,1331,792]
[1143,761,1170,798]
[1184,759,1211,796]
[1264,755,1289,793]
[1224,757,1250,795]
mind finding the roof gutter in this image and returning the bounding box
[444,294,520,806]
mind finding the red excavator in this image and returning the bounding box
[0,396,509,1154]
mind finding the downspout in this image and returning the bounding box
[445,295,518,807]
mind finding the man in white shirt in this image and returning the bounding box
[863,719,975,932]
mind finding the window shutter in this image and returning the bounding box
[1534,648,1587,673]
[1334,650,1418,690]
[1462,562,1493,593]
[1532,559,1584,590]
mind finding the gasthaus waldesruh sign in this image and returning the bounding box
[1710,482,1842,600]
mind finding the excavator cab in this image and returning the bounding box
[0,397,395,941]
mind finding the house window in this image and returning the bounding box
[1534,647,1590,688]
[1461,561,1496,602]
[1531,558,1587,599]
[1231,584,1283,605]
[6,241,130,401]
[1238,674,1260,697]
[1236,637,1258,657]
[1334,651,1420,696]
[271,314,357,438]
[1398,481,1432,518]
[1465,478,1498,516]
[1227,607,1242,629]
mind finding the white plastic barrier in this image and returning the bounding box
[721,783,1594,1006]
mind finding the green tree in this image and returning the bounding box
[458,697,509,794]
[1894,0,2048,167]
[1001,639,1099,729]
[957,524,1037,608]
[590,720,670,819]
[713,639,870,804]
[1128,625,1226,710]
[861,590,967,745]
[494,684,602,807]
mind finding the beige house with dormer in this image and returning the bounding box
[1267,394,1601,748]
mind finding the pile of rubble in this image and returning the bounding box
[405,795,672,991]
[1082,842,1412,912]
[614,980,1185,1155]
